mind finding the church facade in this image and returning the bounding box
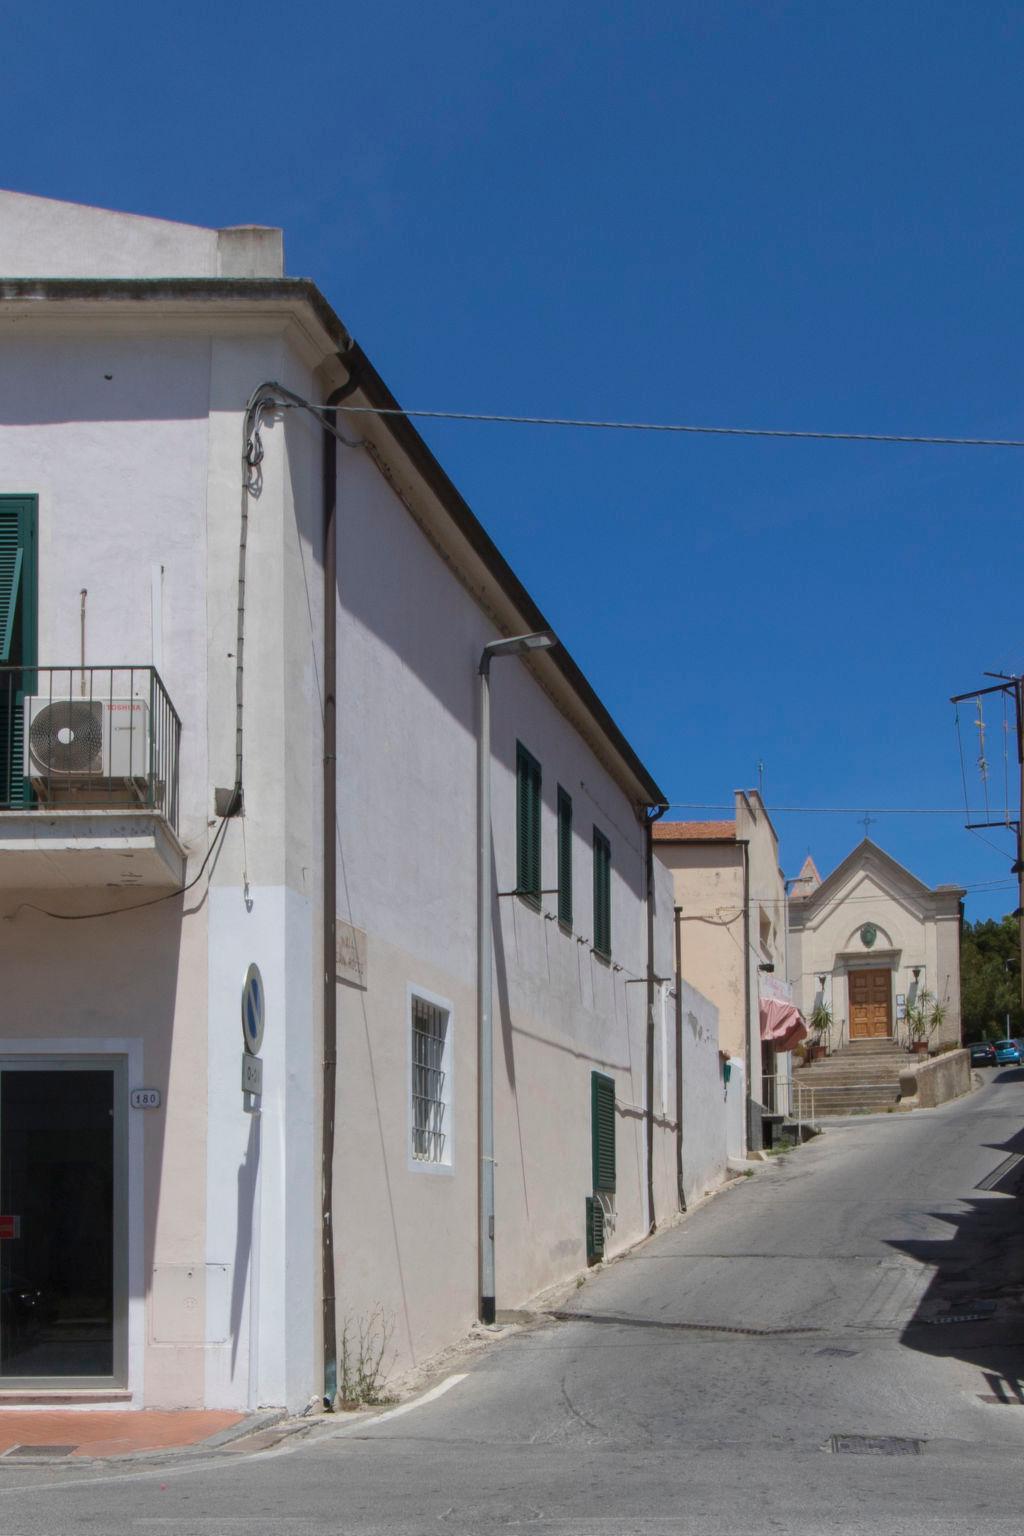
[788,840,964,1053]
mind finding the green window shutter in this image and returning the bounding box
[516,741,541,906]
[585,1195,605,1262]
[0,547,22,665]
[591,1070,616,1194]
[557,786,573,926]
[593,827,611,958]
[0,497,37,810]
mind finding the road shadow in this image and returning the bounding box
[892,1123,1024,1404]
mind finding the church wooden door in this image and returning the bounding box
[848,968,892,1038]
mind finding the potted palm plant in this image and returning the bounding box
[806,1001,832,1062]
[906,989,945,1055]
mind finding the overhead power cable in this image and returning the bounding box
[662,801,993,816]
[334,404,1024,450]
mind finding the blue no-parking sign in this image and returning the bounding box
[241,962,266,1056]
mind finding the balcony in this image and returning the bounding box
[0,666,185,890]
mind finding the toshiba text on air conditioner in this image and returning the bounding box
[24,696,151,787]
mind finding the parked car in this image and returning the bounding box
[970,1042,997,1067]
[993,1039,1021,1066]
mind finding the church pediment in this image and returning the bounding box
[790,838,958,927]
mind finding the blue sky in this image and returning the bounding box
[6,2,1022,918]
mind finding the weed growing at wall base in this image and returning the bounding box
[338,1308,397,1408]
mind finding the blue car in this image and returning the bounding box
[993,1039,1021,1066]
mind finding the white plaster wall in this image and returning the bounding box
[326,442,673,1380]
[0,190,220,276]
[0,315,320,1410]
[650,857,680,1224]
[0,190,282,280]
[201,338,321,1412]
[678,979,728,1205]
[724,1058,746,1162]
[0,271,672,1410]
[0,331,212,854]
[0,325,217,1405]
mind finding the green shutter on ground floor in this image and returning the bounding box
[0,496,38,808]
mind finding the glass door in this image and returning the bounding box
[0,1059,127,1386]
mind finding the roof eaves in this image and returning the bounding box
[329,339,667,808]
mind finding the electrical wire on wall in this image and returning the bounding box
[4,812,232,923]
[6,381,365,926]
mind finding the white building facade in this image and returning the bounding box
[788,840,964,1052]
[0,191,678,1411]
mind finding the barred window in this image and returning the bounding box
[410,992,453,1168]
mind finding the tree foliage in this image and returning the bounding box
[961,915,1022,1040]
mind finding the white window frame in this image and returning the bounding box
[407,984,454,1175]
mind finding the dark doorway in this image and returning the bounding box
[0,1065,122,1382]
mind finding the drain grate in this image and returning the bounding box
[915,1302,997,1327]
[548,1309,819,1338]
[976,1152,1023,1192]
[3,1444,78,1459]
[827,1435,923,1456]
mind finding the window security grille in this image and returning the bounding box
[586,1195,605,1262]
[411,995,449,1163]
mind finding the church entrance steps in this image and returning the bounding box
[794,1038,910,1115]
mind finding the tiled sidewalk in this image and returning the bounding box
[0,1408,246,1460]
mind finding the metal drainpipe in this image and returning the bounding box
[674,904,686,1212]
[644,806,666,1232]
[740,838,753,1153]
[321,368,360,1408]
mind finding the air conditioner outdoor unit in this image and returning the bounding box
[24,696,150,797]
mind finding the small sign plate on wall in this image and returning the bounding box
[335,920,368,989]
[242,1054,263,1097]
[130,1088,162,1110]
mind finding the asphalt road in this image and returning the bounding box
[4,1071,1024,1534]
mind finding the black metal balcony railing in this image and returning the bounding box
[0,666,181,833]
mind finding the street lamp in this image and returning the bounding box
[478,631,558,1324]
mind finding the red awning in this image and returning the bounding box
[759,997,808,1053]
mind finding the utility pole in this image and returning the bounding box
[951,672,1024,1011]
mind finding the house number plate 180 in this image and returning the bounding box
[130,1088,162,1109]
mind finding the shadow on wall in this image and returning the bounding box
[893,1119,1024,1405]
[492,841,532,1224]
[230,1111,260,1372]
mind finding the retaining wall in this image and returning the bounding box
[899,1049,971,1110]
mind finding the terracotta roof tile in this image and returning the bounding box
[652,819,736,842]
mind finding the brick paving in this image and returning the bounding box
[0,1408,244,1459]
